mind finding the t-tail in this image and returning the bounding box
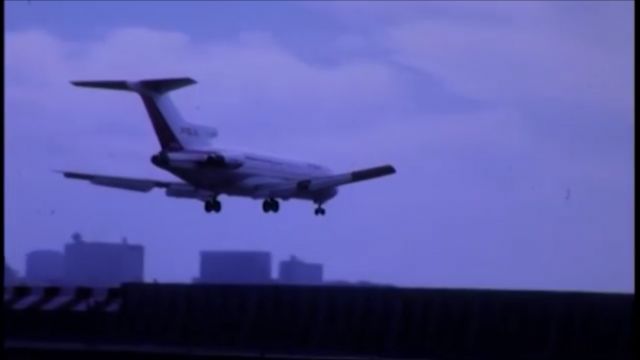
[70,77,217,151]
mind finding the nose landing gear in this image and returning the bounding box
[313,201,326,216]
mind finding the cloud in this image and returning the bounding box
[308,1,633,113]
[4,5,633,293]
[5,25,525,171]
[381,7,633,112]
[5,27,413,162]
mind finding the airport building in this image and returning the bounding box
[63,235,144,287]
[198,251,272,284]
[24,250,64,285]
[278,255,323,284]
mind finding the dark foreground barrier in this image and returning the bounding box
[4,284,633,360]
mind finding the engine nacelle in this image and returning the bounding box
[165,186,201,199]
[151,151,243,170]
[202,154,242,169]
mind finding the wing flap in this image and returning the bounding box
[164,184,214,200]
[301,164,396,192]
[254,164,396,198]
[351,165,397,182]
[58,171,181,193]
[238,177,295,198]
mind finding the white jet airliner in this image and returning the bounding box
[58,78,396,216]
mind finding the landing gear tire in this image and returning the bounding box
[212,200,221,213]
[205,199,222,213]
[314,207,326,216]
[262,198,280,213]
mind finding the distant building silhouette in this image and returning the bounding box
[278,255,323,285]
[64,234,144,287]
[198,251,271,284]
[5,261,21,286]
[25,250,64,285]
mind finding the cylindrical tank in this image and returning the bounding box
[64,241,144,287]
[278,256,323,284]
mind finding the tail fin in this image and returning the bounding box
[71,77,217,151]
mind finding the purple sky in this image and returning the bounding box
[4,1,634,292]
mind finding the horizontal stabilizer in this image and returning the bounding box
[70,77,197,95]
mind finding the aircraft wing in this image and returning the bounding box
[56,170,184,193]
[256,164,396,198]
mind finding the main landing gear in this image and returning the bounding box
[262,198,280,213]
[314,204,326,216]
[204,198,221,213]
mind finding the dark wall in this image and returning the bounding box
[4,284,634,360]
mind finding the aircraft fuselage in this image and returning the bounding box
[150,148,338,203]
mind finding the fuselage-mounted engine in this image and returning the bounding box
[151,151,244,170]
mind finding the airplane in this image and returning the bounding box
[57,77,396,216]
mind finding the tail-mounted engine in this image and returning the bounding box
[151,151,243,170]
